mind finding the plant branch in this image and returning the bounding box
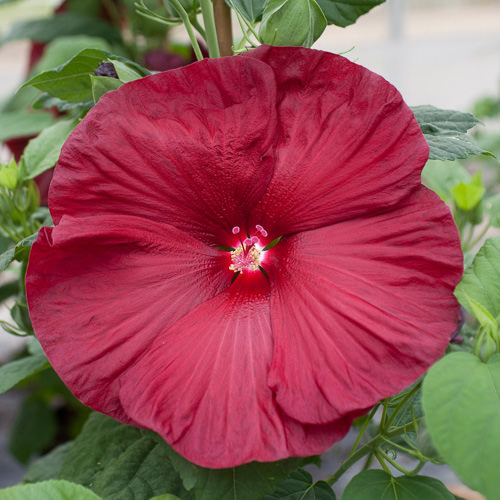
[213,0,233,55]
[200,0,221,57]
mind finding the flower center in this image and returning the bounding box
[228,225,267,274]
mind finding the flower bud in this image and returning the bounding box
[259,0,327,48]
[0,158,19,190]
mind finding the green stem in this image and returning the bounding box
[463,221,491,252]
[377,449,425,476]
[200,0,220,57]
[191,15,207,40]
[324,418,423,485]
[348,404,380,455]
[163,0,204,60]
[383,381,421,430]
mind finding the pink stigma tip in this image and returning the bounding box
[256,225,268,237]
[251,236,259,244]
[232,226,240,234]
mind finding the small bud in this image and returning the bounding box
[94,62,119,79]
[0,158,19,190]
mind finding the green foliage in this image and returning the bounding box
[21,119,78,180]
[421,160,470,202]
[164,444,315,500]
[90,76,123,104]
[484,193,500,228]
[262,469,335,499]
[422,352,500,500]
[9,394,58,463]
[259,0,326,47]
[451,171,485,211]
[0,111,56,142]
[455,236,500,318]
[229,0,266,22]
[1,13,121,44]
[412,105,492,160]
[315,0,385,27]
[24,442,74,483]
[0,480,102,500]
[0,341,49,394]
[58,412,192,500]
[341,470,455,500]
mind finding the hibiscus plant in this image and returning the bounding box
[0,1,499,499]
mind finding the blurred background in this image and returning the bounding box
[0,1,498,498]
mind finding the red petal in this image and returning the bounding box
[118,273,353,467]
[50,57,277,246]
[266,186,463,424]
[243,45,428,236]
[26,215,230,423]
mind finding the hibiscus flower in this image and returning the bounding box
[26,45,463,468]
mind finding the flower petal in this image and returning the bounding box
[26,214,230,423]
[243,45,428,235]
[50,56,277,246]
[118,272,354,467]
[266,186,463,424]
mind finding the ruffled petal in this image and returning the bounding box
[265,186,463,424]
[118,272,355,467]
[243,45,428,236]
[26,215,230,423]
[50,56,277,246]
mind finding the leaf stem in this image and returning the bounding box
[200,0,221,57]
[162,0,204,61]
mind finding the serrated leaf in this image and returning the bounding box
[262,469,335,499]
[412,105,492,160]
[422,352,500,500]
[0,110,56,142]
[0,480,102,500]
[23,442,74,483]
[165,444,313,500]
[342,470,455,500]
[1,13,121,44]
[315,0,385,27]
[58,412,192,500]
[22,119,78,180]
[0,348,49,394]
[454,237,500,318]
[229,0,266,22]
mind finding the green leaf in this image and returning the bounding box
[0,110,57,142]
[0,246,15,271]
[412,105,492,160]
[24,442,74,483]
[109,59,144,83]
[451,171,485,211]
[9,394,58,463]
[0,480,102,500]
[22,119,78,180]
[0,345,49,394]
[22,48,107,103]
[341,470,455,500]
[151,496,183,500]
[29,36,112,76]
[262,469,335,499]
[484,193,500,228]
[422,352,500,500]
[421,160,470,201]
[1,13,122,44]
[315,0,385,27]
[259,0,327,47]
[58,412,192,500]
[229,0,266,22]
[164,444,313,500]
[90,75,123,103]
[454,236,500,318]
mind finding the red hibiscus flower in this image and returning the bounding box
[26,45,463,468]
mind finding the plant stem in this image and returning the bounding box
[200,0,221,57]
[324,418,423,485]
[213,0,233,55]
[163,0,204,61]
